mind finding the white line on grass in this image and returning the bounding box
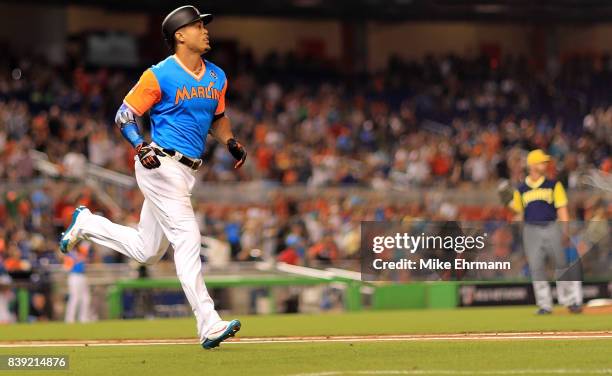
[287,369,612,376]
[2,332,612,348]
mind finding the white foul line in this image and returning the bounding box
[1,331,611,348]
[287,370,612,376]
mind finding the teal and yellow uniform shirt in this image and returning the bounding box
[511,176,568,223]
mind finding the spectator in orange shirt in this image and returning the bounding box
[430,148,452,177]
[307,234,339,264]
[3,244,30,273]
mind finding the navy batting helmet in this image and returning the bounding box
[162,5,213,50]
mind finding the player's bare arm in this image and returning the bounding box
[209,115,247,169]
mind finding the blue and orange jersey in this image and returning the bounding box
[63,248,87,274]
[123,55,227,159]
[511,176,568,223]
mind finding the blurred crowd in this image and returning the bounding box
[0,177,608,268]
[0,51,611,187]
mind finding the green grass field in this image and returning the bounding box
[1,307,611,376]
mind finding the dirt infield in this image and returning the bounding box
[2,331,611,348]
[583,305,612,315]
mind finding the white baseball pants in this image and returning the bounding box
[77,156,221,342]
[65,273,91,323]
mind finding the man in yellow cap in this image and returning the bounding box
[510,149,583,314]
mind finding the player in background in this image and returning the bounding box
[63,242,91,323]
[510,150,583,314]
[0,274,15,324]
[58,6,246,349]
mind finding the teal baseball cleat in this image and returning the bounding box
[202,320,241,349]
[59,206,90,254]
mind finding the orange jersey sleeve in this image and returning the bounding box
[63,256,75,271]
[123,69,161,116]
[215,79,227,115]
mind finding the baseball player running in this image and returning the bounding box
[59,5,246,349]
[510,149,583,314]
